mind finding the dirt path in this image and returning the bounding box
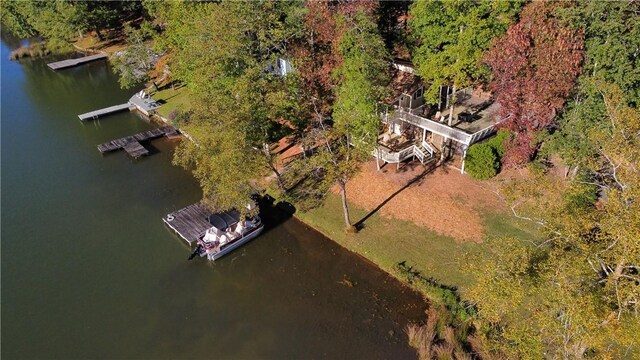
[341,161,506,242]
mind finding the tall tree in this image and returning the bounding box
[300,6,390,230]
[165,1,307,213]
[408,0,521,105]
[484,1,584,166]
[557,1,640,106]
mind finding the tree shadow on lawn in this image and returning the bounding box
[355,161,441,231]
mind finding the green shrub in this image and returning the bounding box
[465,143,499,180]
[486,130,509,158]
[394,262,475,322]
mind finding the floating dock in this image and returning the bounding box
[78,103,132,121]
[97,126,179,159]
[122,141,149,158]
[163,204,213,245]
[47,53,108,70]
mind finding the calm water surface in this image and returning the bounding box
[1,37,426,359]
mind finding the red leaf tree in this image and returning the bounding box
[290,0,378,118]
[484,1,584,166]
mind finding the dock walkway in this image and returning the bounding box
[78,103,132,121]
[47,53,108,70]
[163,204,213,245]
[97,126,178,158]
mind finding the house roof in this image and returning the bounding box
[129,94,161,112]
[386,67,423,103]
[392,58,415,73]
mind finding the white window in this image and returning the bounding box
[278,58,293,76]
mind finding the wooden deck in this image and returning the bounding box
[47,53,108,70]
[97,126,179,158]
[78,103,132,121]
[163,203,213,245]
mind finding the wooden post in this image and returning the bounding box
[461,146,468,174]
[440,138,449,163]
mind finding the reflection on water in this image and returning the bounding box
[1,34,426,359]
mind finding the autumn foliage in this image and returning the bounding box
[484,1,584,166]
[289,1,379,117]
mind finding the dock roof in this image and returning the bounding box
[129,94,161,113]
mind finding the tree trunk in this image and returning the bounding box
[448,84,456,126]
[339,180,352,229]
[270,163,286,192]
[264,143,286,192]
[94,27,103,41]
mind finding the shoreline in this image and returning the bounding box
[293,211,426,294]
[55,34,467,307]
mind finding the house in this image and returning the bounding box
[376,60,503,173]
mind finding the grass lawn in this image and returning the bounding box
[295,193,540,294]
[151,85,191,119]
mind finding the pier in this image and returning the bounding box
[47,53,108,70]
[78,93,162,121]
[78,103,132,121]
[163,204,213,245]
[97,126,179,158]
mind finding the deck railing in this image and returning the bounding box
[421,140,435,156]
[375,144,415,163]
[390,109,502,146]
[374,142,434,165]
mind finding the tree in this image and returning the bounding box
[1,0,144,51]
[110,23,157,89]
[468,82,640,358]
[0,0,79,52]
[556,1,640,106]
[550,1,640,171]
[408,0,522,105]
[164,1,307,213]
[301,7,390,230]
[74,1,143,41]
[484,1,584,166]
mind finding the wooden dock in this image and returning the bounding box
[78,103,132,121]
[123,141,149,158]
[97,126,179,158]
[47,53,108,70]
[163,204,213,245]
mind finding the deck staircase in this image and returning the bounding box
[413,141,436,165]
[375,141,437,166]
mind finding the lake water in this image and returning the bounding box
[1,36,426,359]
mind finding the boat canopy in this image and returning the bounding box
[207,209,241,231]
